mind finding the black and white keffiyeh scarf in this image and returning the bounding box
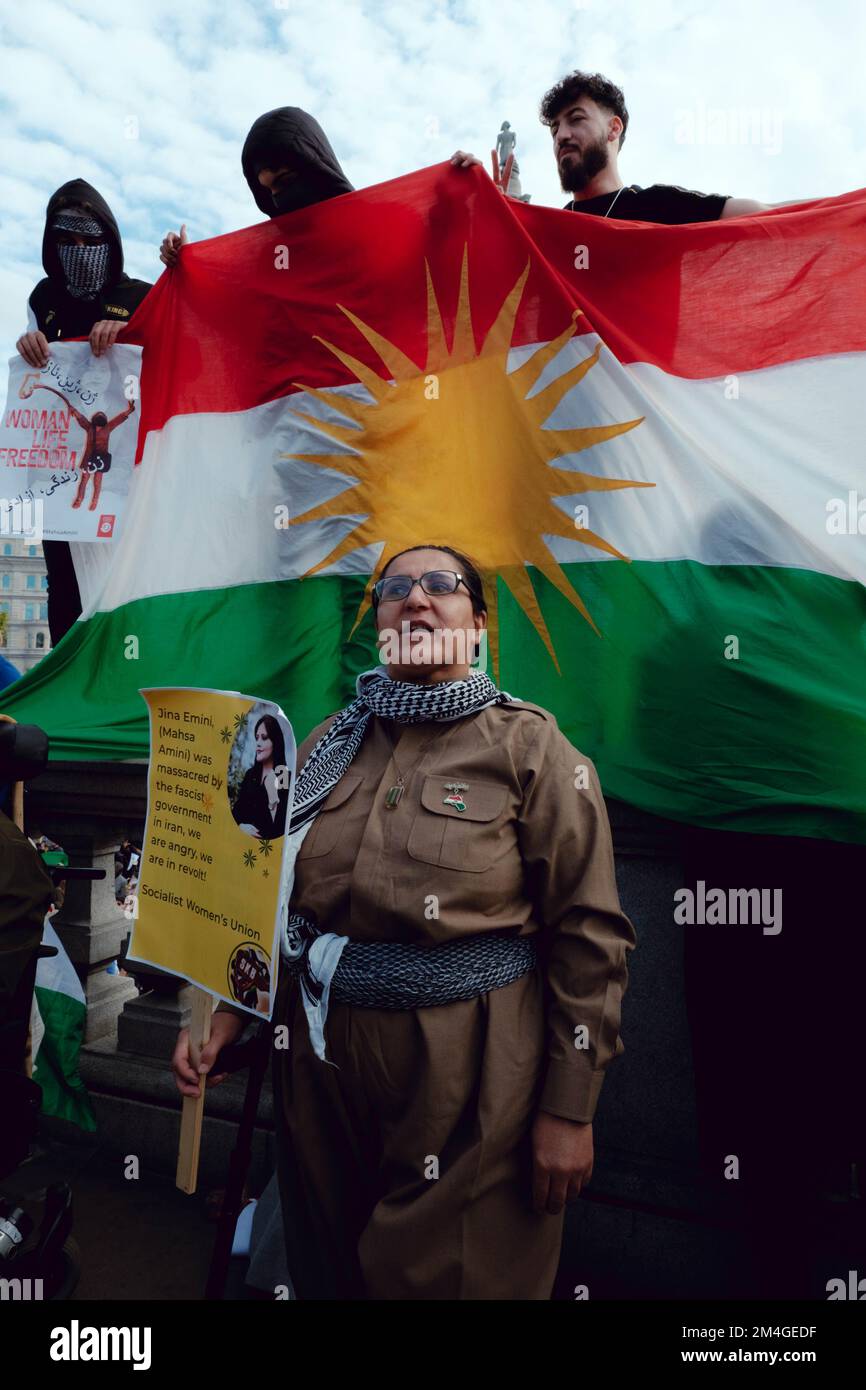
[53,210,110,300]
[279,665,518,1059]
[288,665,514,836]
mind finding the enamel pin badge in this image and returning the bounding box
[443,781,469,813]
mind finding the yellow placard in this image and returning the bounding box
[126,687,296,1018]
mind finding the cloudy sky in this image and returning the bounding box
[2,0,863,360]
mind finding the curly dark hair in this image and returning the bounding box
[539,71,629,149]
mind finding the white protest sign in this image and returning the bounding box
[0,340,142,542]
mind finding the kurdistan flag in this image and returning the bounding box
[2,164,865,843]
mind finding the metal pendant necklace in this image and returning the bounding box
[381,720,418,808]
[384,735,407,808]
[570,184,630,216]
[379,717,452,809]
[603,184,628,218]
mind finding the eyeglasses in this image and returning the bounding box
[373,570,468,604]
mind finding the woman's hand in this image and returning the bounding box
[530,1111,594,1214]
[238,823,262,837]
[171,1010,244,1098]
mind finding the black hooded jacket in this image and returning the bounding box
[241,108,353,217]
[28,179,152,341]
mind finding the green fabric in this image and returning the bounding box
[32,985,96,1131]
[1,561,864,842]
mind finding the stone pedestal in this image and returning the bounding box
[117,986,195,1062]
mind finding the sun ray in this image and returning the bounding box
[531,548,601,638]
[542,514,630,560]
[547,467,655,495]
[424,263,450,372]
[498,562,560,669]
[337,305,420,382]
[449,246,476,363]
[283,250,654,674]
[508,310,583,396]
[481,262,530,357]
[534,417,646,455]
[525,341,604,414]
[304,334,393,403]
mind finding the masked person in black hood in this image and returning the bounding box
[242,107,354,216]
[18,180,152,365]
[160,107,353,266]
[16,180,153,645]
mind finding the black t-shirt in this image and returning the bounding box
[565,183,729,225]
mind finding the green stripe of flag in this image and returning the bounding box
[2,563,864,842]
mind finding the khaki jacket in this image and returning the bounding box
[282,698,636,1123]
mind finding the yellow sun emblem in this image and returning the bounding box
[283,250,653,673]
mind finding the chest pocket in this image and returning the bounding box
[407,775,511,872]
[297,774,364,859]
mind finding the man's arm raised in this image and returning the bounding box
[721,196,818,217]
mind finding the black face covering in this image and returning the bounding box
[269,169,341,214]
[241,107,354,218]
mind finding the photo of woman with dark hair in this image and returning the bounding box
[231,714,290,839]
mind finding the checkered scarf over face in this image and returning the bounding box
[53,210,110,300]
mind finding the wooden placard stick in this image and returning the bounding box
[176,986,214,1194]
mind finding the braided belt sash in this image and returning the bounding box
[284,919,537,1010]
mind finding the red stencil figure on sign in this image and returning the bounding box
[23,384,135,512]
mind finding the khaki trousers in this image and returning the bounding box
[272,963,564,1300]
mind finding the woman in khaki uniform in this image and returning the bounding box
[174,544,636,1300]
